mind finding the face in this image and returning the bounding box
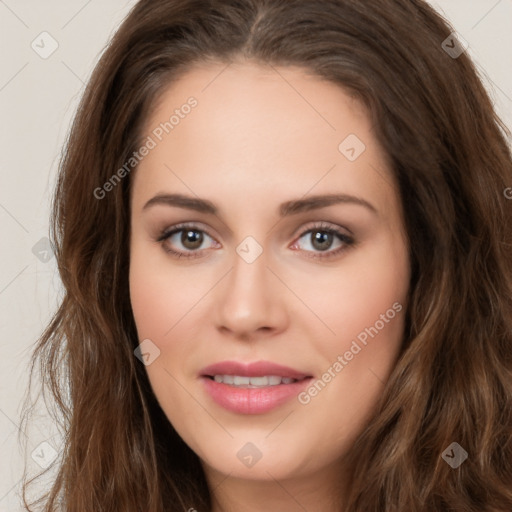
[129,60,410,490]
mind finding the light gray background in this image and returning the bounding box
[1,1,511,509]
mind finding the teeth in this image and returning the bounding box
[211,375,299,387]
[248,376,268,386]
[233,376,250,386]
[222,375,234,384]
[268,376,282,385]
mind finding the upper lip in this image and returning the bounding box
[200,361,312,380]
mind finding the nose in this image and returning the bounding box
[214,243,289,340]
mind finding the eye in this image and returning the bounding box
[290,222,355,259]
[157,221,355,260]
[157,223,219,259]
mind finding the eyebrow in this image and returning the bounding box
[142,192,378,216]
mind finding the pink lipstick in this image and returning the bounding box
[200,361,313,414]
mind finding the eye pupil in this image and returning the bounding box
[312,231,333,251]
[182,230,203,249]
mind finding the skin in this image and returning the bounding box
[129,60,410,512]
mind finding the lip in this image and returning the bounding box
[200,360,313,415]
[200,360,311,380]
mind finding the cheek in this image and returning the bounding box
[128,255,202,414]
[289,236,409,362]
[128,241,205,339]
[295,237,409,436]
[129,267,172,340]
[128,244,215,385]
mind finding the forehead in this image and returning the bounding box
[141,60,372,157]
[132,60,397,218]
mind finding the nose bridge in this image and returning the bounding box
[214,234,287,335]
[228,236,271,302]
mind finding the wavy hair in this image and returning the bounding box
[21,0,512,510]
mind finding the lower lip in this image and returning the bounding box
[201,377,313,414]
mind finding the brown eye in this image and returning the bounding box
[180,229,204,250]
[309,231,335,252]
[157,223,219,258]
[291,222,355,260]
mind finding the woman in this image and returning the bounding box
[22,0,512,510]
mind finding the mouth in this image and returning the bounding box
[199,361,313,414]
[204,374,306,387]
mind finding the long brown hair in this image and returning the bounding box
[21,0,512,510]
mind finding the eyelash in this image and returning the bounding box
[156,222,355,260]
